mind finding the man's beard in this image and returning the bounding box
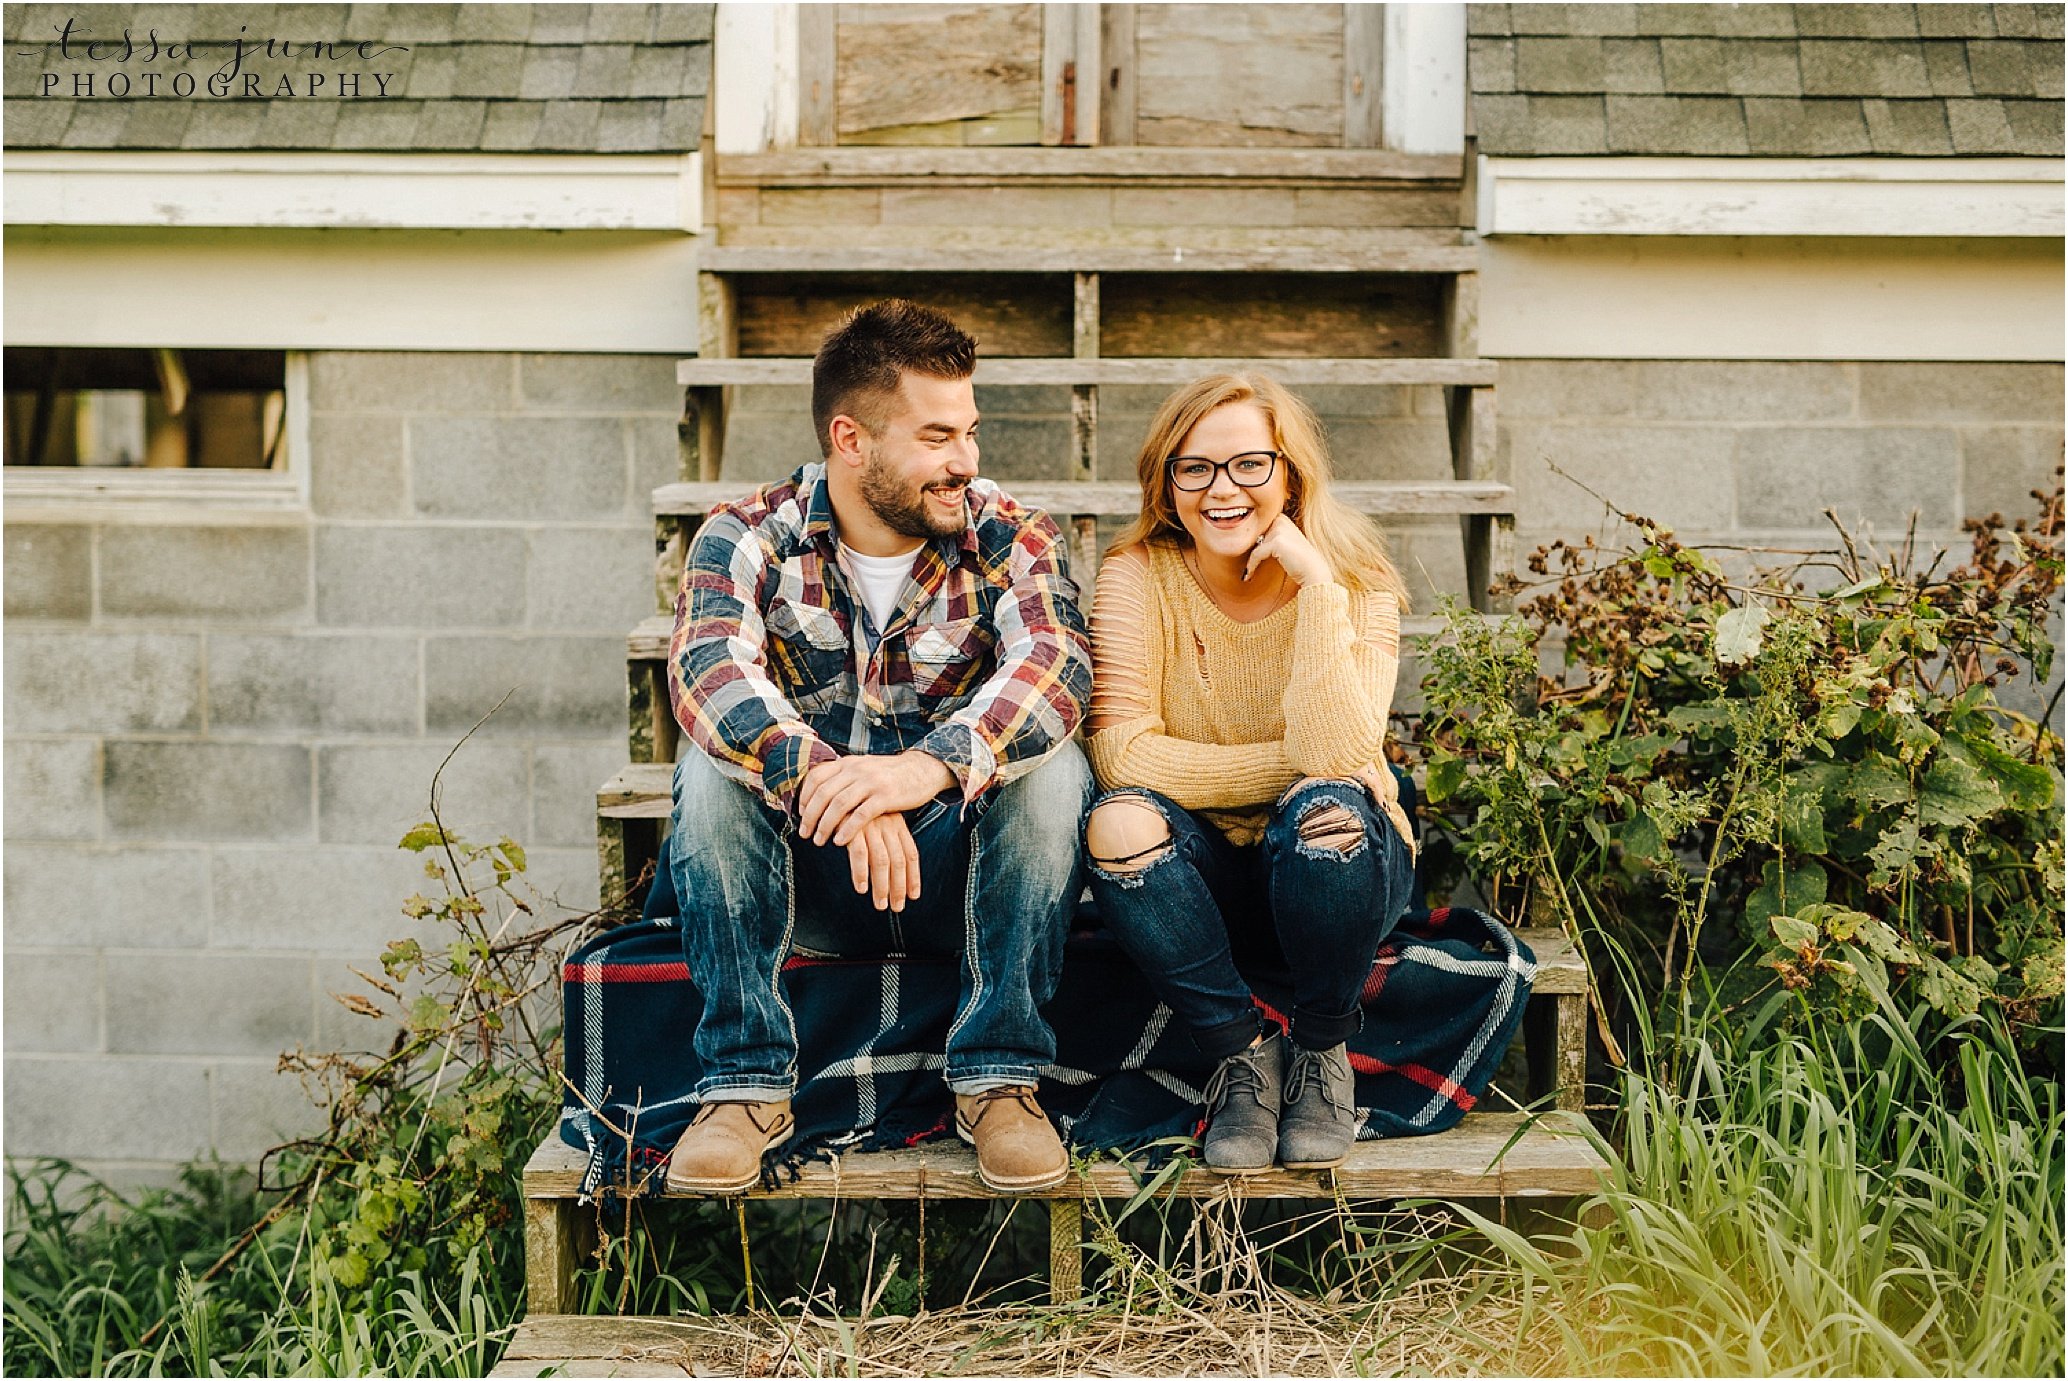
[859,450,969,539]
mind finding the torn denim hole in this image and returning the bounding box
[1292,796,1368,862]
[1085,792,1175,890]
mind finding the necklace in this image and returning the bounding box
[1183,544,1289,621]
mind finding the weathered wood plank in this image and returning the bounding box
[836,3,1041,137]
[678,357,1498,387]
[1099,4,1137,146]
[1049,1201,1084,1302]
[653,479,1511,519]
[797,3,837,147]
[729,271,1072,358]
[715,147,1463,186]
[701,239,1476,275]
[1134,3,1343,148]
[502,1314,733,1361]
[524,1197,593,1317]
[1101,271,1443,358]
[1343,1,1385,149]
[528,1111,1607,1202]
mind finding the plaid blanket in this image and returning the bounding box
[559,899,1536,1198]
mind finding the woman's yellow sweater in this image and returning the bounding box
[1085,540,1415,851]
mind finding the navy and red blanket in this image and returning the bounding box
[559,901,1536,1198]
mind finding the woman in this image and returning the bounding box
[1082,373,1418,1173]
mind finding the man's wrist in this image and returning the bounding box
[902,750,956,798]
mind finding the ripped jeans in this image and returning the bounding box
[1082,779,1415,1061]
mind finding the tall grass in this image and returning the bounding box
[1449,987,2065,1376]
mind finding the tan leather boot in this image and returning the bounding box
[954,1086,1069,1192]
[665,1099,794,1194]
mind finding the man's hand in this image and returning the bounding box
[847,812,922,912]
[798,750,956,847]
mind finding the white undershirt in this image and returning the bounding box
[840,543,919,633]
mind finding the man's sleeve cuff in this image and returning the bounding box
[917,723,999,806]
[762,731,840,815]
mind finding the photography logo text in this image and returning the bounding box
[19,15,406,99]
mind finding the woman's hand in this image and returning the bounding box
[1244,514,1335,588]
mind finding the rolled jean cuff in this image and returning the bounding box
[1193,1009,1268,1062]
[946,1063,1044,1094]
[1290,1005,1363,1051]
[696,1078,794,1102]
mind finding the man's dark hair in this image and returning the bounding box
[811,299,979,457]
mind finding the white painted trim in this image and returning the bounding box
[4,350,311,511]
[1381,2,1466,156]
[714,2,800,155]
[1478,155,2065,237]
[1,151,703,231]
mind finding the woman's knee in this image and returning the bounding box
[1269,778,1376,860]
[1084,791,1174,877]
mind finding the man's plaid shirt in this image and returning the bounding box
[668,463,1093,816]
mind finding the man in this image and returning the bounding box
[663,300,1094,1194]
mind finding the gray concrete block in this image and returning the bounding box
[98,523,311,623]
[719,411,824,484]
[104,741,313,842]
[1321,418,1456,482]
[971,416,1073,483]
[1606,94,1751,153]
[5,952,102,1053]
[4,523,92,620]
[1625,361,1856,421]
[1859,363,2062,421]
[532,740,623,848]
[1736,427,1960,532]
[205,632,422,735]
[1524,94,1611,152]
[518,353,681,412]
[314,524,527,628]
[3,843,210,948]
[424,634,621,738]
[210,1060,328,1161]
[309,413,408,518]
[210,845,448,953]
[5,737,101,841]
[316,740,530,846]
[308,351,514,413]
[5,631,202,734]
[526,525,653,630]
[1497,361,1639,419]
[1960,426,2065,520]
[1506,423,1738,533]
[410,415,629,520]
[103,953,313,1057]
[524,844,604,914]
[4,1056,214,1160]
[631,415,690,503]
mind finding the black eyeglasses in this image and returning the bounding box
[1165,450,1280,492]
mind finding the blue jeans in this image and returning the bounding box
[1084,778,1415,1061]
[668,741,1091,1099]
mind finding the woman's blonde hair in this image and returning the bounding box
[1109,373,1410,609]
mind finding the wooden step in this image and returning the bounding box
[491,1316,713,1377]
[717,146,1466,187]
[677,357,1498,388]
[625,613,1493,663]
[525,1110,1606,1203]
[700,240,1478,275]
[654,480,1513,521]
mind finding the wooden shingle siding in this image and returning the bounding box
[832,2,1041,145]
[3,3,712,152]
[1466,3,2063,156]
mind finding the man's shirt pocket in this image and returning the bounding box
[763,596,851,706]
[906,617,995,701]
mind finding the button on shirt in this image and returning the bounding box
[668,463,1094,817]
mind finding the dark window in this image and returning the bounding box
[4,347,288,470]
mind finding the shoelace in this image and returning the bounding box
[1202,1045,1269,1114]
[1282,1047,1352,1116]
[964,1085,1042,1128]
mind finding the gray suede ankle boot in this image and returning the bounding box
[1201,1032,1285,1174]
[1278,1042,1357,1169]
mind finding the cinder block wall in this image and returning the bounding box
[4,351,682,1186]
